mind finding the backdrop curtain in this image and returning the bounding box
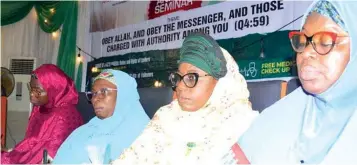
[1,1,80,88]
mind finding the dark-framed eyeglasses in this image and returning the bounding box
[169,72,210,89]
[289,31,348,55]
[27,82,46,96]
[85,88,117,101]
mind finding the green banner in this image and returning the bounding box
[86,30,297,90]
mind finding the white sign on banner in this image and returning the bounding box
[91,1,312,58]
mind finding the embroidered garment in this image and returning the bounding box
[1,64,83,164]
[112,48,258,165]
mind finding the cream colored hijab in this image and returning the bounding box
[112,48,258,165]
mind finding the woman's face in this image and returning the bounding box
[29,77,48,106]
[91,79,117,119]
[296,12,350,94]
[175,62,217,112]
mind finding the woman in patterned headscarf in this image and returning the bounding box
[112,33,258,164]
[53,69,149,164]
[239,0,357,164]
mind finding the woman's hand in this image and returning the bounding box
[1,147,13,152]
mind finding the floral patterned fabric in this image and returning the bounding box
[112,48,258,165]
[308,0,346,31]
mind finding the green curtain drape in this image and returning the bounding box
[76,62,83,91]
[55,1,78,83]
[1,1,81,91]
[0,1,34,26]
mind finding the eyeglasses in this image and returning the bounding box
[289,31,348,55]
[169,72,210,89]
[27,82,46,96]
[85,88,117,101]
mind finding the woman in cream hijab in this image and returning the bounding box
[112,33,257,164]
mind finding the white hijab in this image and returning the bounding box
[112,48,258,165]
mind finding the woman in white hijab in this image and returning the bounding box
[112,33,257,164]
